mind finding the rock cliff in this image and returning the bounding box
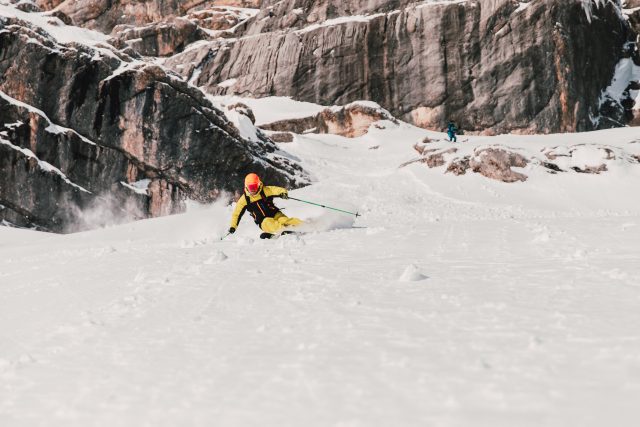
[0,11,304,231]
[167,0,638,134]
[32,0,639,133]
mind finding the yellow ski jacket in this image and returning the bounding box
[230,185,288,229]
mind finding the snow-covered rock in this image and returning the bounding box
[407,133,640,182]
[34,0,261,32]
[260,102,398,138]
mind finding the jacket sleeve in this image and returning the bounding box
[263,186,288,198]
[230,195,248,229]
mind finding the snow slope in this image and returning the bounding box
[1,117,640,426]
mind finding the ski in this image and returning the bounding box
[260,230,303,240]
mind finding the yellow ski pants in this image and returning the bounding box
[261,212,303,233]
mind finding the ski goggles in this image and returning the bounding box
[246,183,260,194]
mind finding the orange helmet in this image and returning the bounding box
[244,173,262,195]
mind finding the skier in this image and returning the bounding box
[228,173,303,238]
[447,121,458,142]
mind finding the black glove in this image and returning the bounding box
[228,227,236,234]
[281,192,289,199]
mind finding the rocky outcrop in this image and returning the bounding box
[260,103,398,138]
[405,144,528,182]
[405,141,640,182]
[227,102,256,124]
[0,14,305,231]
[107,6,263,57]
[446,157,471,176]
[400,147,458,169]
[188,6,255,32]
[166,0,637,134]
[540,144,635,174]
[111,18,206,57]
[35,0,261,33]
[267,132,295,143]
[0,96,145,231]
[628,5,640,35]
[469,148,529,182]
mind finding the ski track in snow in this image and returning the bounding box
[1,123,640,426]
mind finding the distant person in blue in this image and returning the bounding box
[447,121,458,142]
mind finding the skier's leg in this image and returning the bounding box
[275,212,303,228]
[453,134,457,142]
[261,217,285,234]
[283,217,303,227]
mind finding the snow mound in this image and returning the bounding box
[203,250,228,264]
[399,264,428,282]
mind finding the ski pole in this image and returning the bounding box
[220,232,231,241]
[288,197,360,217]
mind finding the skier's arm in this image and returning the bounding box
[263,186,289,199]
[229,196,248,230]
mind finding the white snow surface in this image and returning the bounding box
[211,96,328,126]
[2,110,640,426]
[603,57,640,109]
[0,1,110,45]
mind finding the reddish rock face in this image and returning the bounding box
[35,0,262,32]
[470,149,529,183]
[175,0,637,134]
[111,18,205,57]
[187,7,246,31]
[267,132,294,143]
[36,0,65,8]
[30,1,639,134]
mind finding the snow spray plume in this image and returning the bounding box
[64,193,146,233]
[294,198,359,233]
[181,193,237,240]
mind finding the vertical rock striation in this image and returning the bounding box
[170,0,636,134]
